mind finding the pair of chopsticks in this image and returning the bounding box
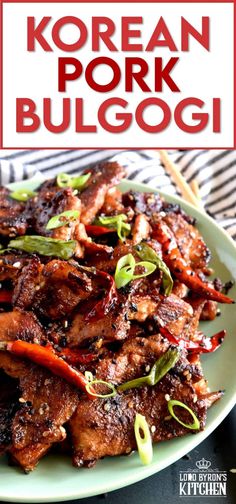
[158,150,203,211]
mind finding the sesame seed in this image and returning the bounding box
[64,320,68,328]
[165,394,170,402]
[104,403,111,412]
[145,365,150,372]
[19,397,26,403]
[151,425,156,433]
[13,261,21,268]
[193,395,198,403]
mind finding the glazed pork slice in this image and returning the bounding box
[161,212,211,271]
[0,253,32,283]
[0,188,28,237]
[0,371,20,455]
[13,259,92,320]
[0,310,45,344]
[25,185,85,257]
[80,162,126,225]
[69,335,216,467]
[0,348,79,472]
[65,295,130,347]
[9,366,79,472]
[129,293,193,337]
[0,312,80,472]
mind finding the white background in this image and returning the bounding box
[2,2,234,148]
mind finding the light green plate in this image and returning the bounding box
[0,179,236,503]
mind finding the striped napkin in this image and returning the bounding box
[0,149,235,240]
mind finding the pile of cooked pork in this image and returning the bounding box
[0,162,233,473]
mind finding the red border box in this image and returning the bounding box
[0,0,235,150]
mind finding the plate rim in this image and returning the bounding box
[1,178,236,502]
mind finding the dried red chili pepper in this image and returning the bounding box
[84,270,118,322]
[159,326,226,354]
[85,225,115,237]
[153,222,234,304]
[58,347,97,365]
[0,340,95,399]
[0,290,12,304]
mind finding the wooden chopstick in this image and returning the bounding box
[190,179,201,201]
[158,150,203,210]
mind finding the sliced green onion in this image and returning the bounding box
[84,371,94,382]
[8,236,77,260]
[115,253,136,289]
[85,379,117,398]
[114,253,156,289]
[57,172,91,190]
[10,189,37,202]
[135,243,173,296]
[134,413,153,465]
[95,214,131,242]
[118,348,179,392]
[167,399,200,430]
[46,210,80,230]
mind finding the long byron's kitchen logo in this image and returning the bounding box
[179,458,227,497]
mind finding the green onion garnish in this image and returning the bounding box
[118,348,179,392]
[10,189,38,202]
[8,236,77,260]
[57,172,91,190]
[135,243,173,296]
[85,379,117,398]
[114,253,156,289]
[167,399,200,430]
[134,413,153,465]
[46,210,80,230]
[94,214,131,242]
[84,371,93,382]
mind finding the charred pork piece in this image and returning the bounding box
[85,239,162,274]
[181,298,206,340]
[84,241,137,272]
[131,214,151,245]
[200,300,218,321]
[0,253,32,283]
[100,187,125,216]
[0,371,20,455]
[122,191,163,217]
[13,259,92,320]
[0,322,79,472]
[9,366,79,472]
[171,280,188,299]
[161,202,196,225]
[26,186,84,256]
[0,188,28,237]
[65,294,130,347]
[129,293,193,337]
[0,310,45,344]
[80,162,126,225]
[69,335,216,467]
[161,213,211,271]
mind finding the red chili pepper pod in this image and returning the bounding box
[159,326,226,354]
[153,222,234,304]
[5,340,96,399]
[85,225,116,237]
[0,290,12,304]
[84,270,118,322]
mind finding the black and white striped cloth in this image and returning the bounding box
[0,149,235,240]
